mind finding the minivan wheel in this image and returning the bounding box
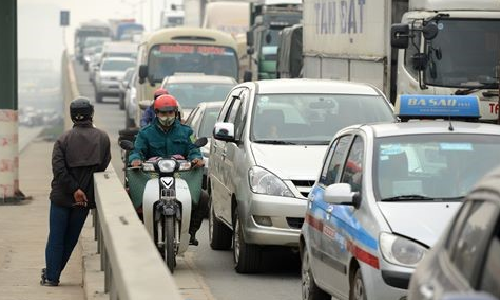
[349,268,367,300]
[233,209,261,273]
[209,196,232,250]
[302,247,330,300]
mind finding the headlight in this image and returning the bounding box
[142,162,155,172]
[248,166,294,197]
[158,159,176,173]
[379,232,427,268]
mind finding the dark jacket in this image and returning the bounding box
[128,118,202,163]
[50,122,111,208]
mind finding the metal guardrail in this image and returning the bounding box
[93,165,183,300]
[62,51,183,300]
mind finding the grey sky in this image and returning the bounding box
[18,0,164,66]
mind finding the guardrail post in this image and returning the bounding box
[104,247,110,293]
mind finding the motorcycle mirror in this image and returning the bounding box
[119,140,135,151]
[193,137,208,148]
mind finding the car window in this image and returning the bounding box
[340,136,364,193]
[452,200,499,286]
[320,140,338,184]
[226,98,241,124]
[199,107,222,138]
[321,135,352,186]
[185,107,199,125]
[218,88,241,122]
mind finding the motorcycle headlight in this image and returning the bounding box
[142,162,155,172]
[379,232,427,268]
[248,166,294,197]
[158,159,176,173]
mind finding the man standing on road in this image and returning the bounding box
[41,97,111,286]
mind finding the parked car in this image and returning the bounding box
[408,166,500,300]
[300,95,500,300]
[94,57,136,103]
[160,74,236,120]
[184,101,224,189]
[208,79,394,273]
[119,67,135,110]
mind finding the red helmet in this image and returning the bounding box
[153,88,169,100]
[154,94,178,112]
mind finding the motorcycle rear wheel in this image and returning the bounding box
[165,216,176,273]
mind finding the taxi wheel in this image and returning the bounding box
[209,197,232,250]
[349,268,367,300]
[233,209,261,273]
[301,247,330,300]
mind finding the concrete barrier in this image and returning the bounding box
[61,51,182,300]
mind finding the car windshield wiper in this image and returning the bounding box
[381,194,434,201]
[253,140,296,145]
[455,83,499,95]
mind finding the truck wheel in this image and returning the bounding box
[302,247,330,300]
[233,209,261,273]
[349,268,367,300]
[164,216,176,273]
[209,196,232,250]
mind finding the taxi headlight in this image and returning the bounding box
[178,161,191,171]
[158,159,176,173]
[248,166,294,197]
[380,232,427,268]
[142,162,155,172]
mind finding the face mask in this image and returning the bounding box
[158,116,175,126]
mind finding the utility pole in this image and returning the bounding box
[0,0,22,202]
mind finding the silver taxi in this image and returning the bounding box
[301,95,500,300]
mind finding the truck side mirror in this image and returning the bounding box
[138,65,148,79]
[246,31,254,47]
[423,22,439,40]
[390,23,410,49]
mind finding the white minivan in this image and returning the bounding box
[208,79,394,273]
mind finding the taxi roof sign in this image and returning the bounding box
[395,94,481,121]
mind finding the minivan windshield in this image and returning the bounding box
[251,93,394,145]
[374,134,500,201]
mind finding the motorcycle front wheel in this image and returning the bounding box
[164,216,176,273]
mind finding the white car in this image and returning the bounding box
[160,74,236,120]
[94,57,136,103]
[208,79,394,273]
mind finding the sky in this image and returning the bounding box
[18,0,166,67]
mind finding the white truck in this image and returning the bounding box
[303,0,500,122]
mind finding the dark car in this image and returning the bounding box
[408,166,500,300]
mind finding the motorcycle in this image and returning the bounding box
[118,137,208,272]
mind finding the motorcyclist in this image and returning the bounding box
[129,94,205,245]
[140,88,169,127]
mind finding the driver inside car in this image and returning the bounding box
[128,94,206,245]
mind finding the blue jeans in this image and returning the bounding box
[44,202,89,282]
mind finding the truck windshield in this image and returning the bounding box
[148,44,238,82]
[251,93,394,145]
[424,19,500,88]
[374,134,500,201]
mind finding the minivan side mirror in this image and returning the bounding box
[243,71,252,82]
[138,65,148,79]
[324,183,361,208]
[213,122,235,142]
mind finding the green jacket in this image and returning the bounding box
[129,119,202,163]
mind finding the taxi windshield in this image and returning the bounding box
[374,134,500,201]
[251,93,394,145]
